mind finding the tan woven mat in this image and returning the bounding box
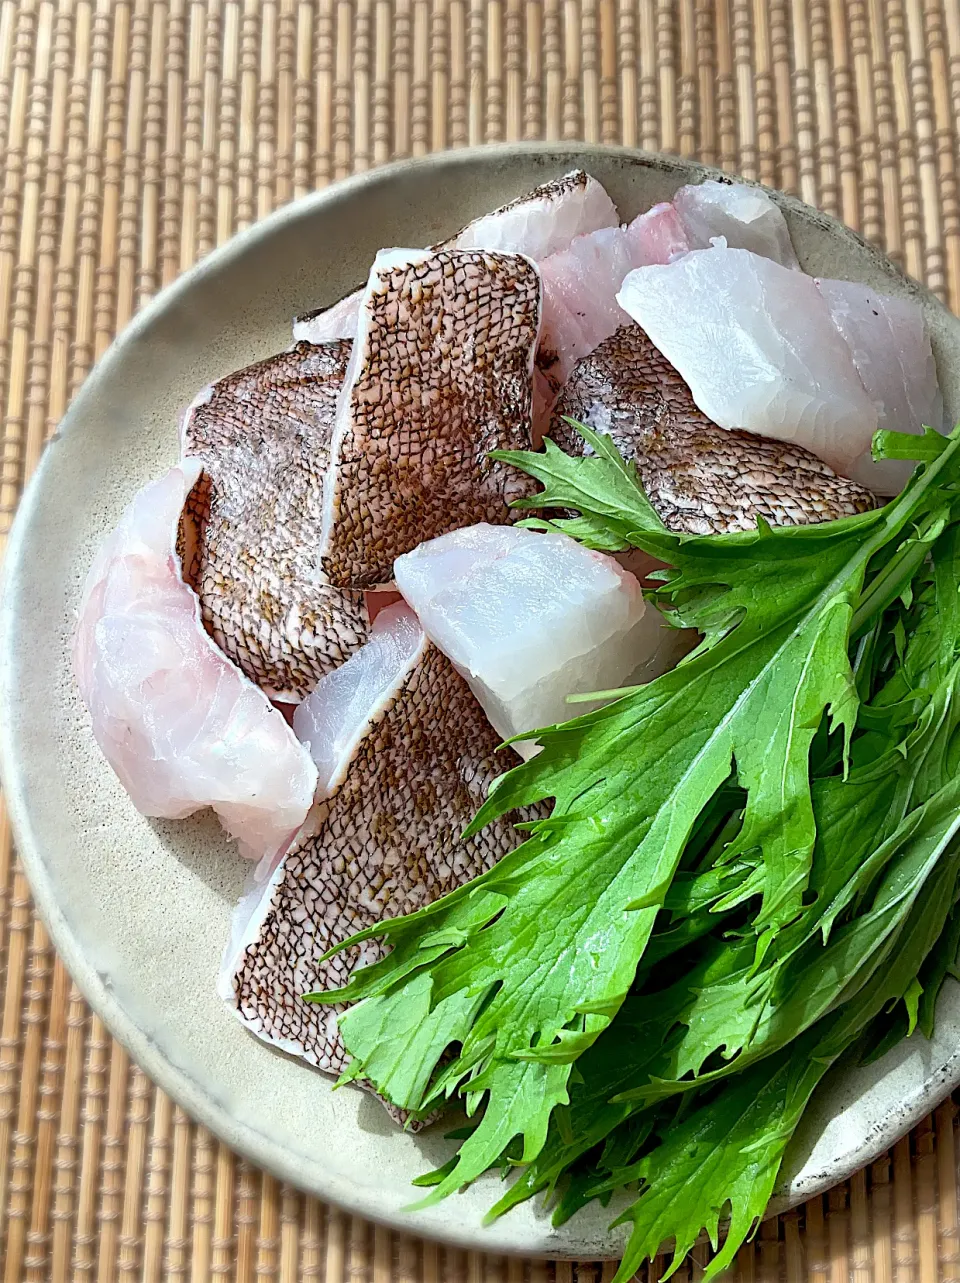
[5,2,960,1280]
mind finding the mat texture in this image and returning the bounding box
[3,1,960,1280]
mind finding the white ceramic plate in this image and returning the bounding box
[3,144,960,1259]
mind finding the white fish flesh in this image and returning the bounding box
[393,523,659,759]
[452,168,618,257]
[294,169,617,344]
[292,602,423,796]
[617,246,879,477]
[816,277,944,494]
[319,247,542,589]
[221,601,528,1076]
[74,461,318,863]
[673,179,800,268]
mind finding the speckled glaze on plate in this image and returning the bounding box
[2,144,960,1260]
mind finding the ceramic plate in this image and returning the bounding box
[3,144,960,1260]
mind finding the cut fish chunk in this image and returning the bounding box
[816,278,945,495]
[539,226,637,389]
[221,602,526,1076]
[451,169,618,258]
[537,205,692,405]
[293,169,617,344]
[551,325,877,534]
[319,247,542,589]
[673,179,800,268]
[74,461,318,863]
[292,603,423,796]
[293,293,359,343]
[624,201,692,266]
[180,340,367,701]
[617,246,879,477]
[394,523,657,759]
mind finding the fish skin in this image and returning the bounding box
[319,248,542,589]
[223,609,527,1078]
[74,461,318,863]
[551,325,878,535]
[180,340,368,701]
[292,169,617,344]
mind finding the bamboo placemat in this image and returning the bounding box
[4,2,960,1280]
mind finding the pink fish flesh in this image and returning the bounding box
[537,205,692,403]
[73,461,318,863]
[815,277,945,494]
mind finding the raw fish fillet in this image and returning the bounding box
[673,179,800,268]
[293,169,617,343]
[536,204,692,404]
[551,325,877,534]
[319,247,542,589]
[816,278,945,495]
[292,292,359,343]
[221,603,527,1076]
[452,168,618,257]
[180,341,367,701]
[624,201,692,265]
[74,461,318,863]
[394,524,656,759]
[617,246,879,476]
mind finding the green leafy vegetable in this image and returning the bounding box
[308,421,960,1278]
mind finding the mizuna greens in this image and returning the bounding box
[309,422,960,1280]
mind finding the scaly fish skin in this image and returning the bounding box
[181,340,368,702]
[319,248,542,589]
[224,605,527,1076]
[551,325,878,535]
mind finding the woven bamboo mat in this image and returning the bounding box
[5,2,960,1281]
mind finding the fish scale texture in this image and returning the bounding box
[229,643,525,1075]
[320,250,541,588]
[552,326,878,534]
[181,341,368,700]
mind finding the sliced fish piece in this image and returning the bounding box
[550,325,878,534]
[394,523,660,759]
[291,602,423,795]
[538,226,638,394]
[180,341,368,701]
[617,246,879,477]
[293,293,360,343]
[293,169,617,344]
[451,168,618,257]
[815,277,945,495]
[221,602,524,1076]
[319,247,542,589]
[537,205,692,409]
[74,461,318,863]
[624,200,692,265]
[673,179,800,267]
